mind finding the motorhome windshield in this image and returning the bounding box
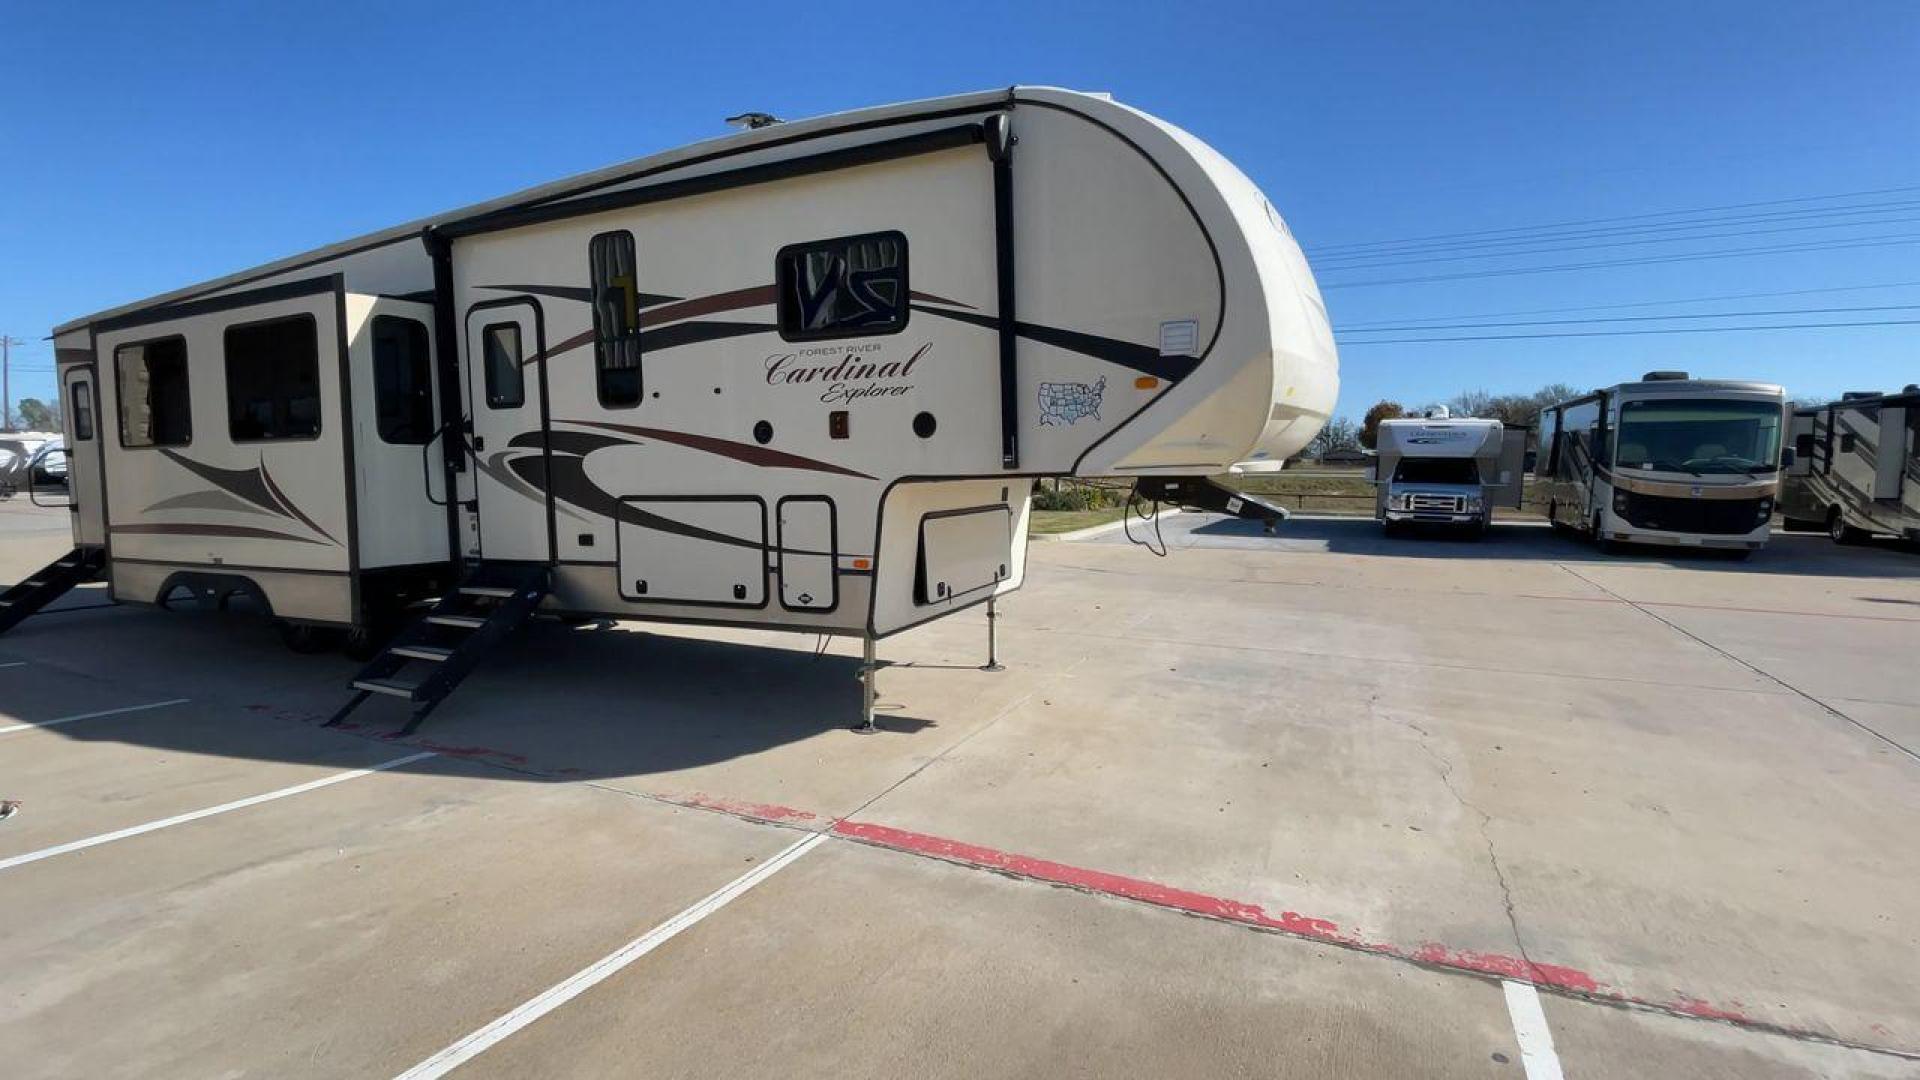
[1393,458,1480,484]
[1613,399,1782,475]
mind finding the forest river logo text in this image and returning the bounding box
[764,341,930,405]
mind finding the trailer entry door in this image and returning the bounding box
[463,297,553,562]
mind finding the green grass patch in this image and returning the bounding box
[1029,507,1128,534]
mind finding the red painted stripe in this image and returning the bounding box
[673,793,819,824]
[826,818,1896,1046]
[832,819,1355,943]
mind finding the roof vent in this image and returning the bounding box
[725,111,785,130]
[1905,384,1919,394]
[1642,371,1689,381]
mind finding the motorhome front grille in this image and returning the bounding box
[1409,494,1465,513]
[1618,490,1763,535]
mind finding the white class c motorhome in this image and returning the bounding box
[1536,372,1787,557]
[5,87,1339,731]
[1780,386,1920,544]
[1370,412,1526,536]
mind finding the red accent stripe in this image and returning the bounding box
[833,819,1354,943]
[674,793,819,824]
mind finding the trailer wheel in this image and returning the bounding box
[1827,507,1867,545]
[277,621,343,654]
[1593,513,1623,555]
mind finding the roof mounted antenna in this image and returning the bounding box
[726,111,785,130]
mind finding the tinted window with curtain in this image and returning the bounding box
[777,231,907,341]
[115,337,193,447]
[483,323,524,408]
[373,316,434,444]
[72,382,95,441]
[589,231,642,407]
[225,315,321,441]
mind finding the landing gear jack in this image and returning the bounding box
[1133,476,1289,535]
[854,635,880,734]
[982,596,1005,672]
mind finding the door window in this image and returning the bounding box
[482,322,524,408]
[72,381,95,441]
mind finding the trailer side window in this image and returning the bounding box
[373,315,434,443]
[1795,433,1815,457]
[1840,433,1856,453]
[776,231,908,341]
[115,336,193,448]
[482,323,524,408]
[225,315,321,442]
[589,231,643,408]
[72,382,95,441]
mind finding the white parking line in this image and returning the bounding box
[0,750,437,872]
[0,660,27,669]
[395,832,827,1080]
[0,697,191,736]
[1503,980,1566,1080]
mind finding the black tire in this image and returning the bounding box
[1546,501,1570,534]
[1594,513,1624,555]
[1780,517,1821,533]
[277,621,342,654]
[342,626,388,662]
[1382,521,1404,538]
[1827,507,1867,545]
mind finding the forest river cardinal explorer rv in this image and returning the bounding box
[11,87,1338,731]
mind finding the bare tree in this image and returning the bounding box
[1305,415,1359,459]
[1447,389,1494,418]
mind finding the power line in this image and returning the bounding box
[1312,213,1920,271]
[1337,318,1920,345]
[1337,303,1920,334]
[1318,234,1920,290]
[1334,280,1920,328]
[1305,182,1920,255]
[1311,198,1920,262]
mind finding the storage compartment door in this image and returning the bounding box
[618,497,767,607]
[778,497,837,612]
[915,506,1012,605]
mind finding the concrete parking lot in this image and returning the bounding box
[2,499,1917,1078]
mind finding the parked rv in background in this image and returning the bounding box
[1781,386,1920,544]
[1536,373,1787,558]
[1369,411,1525,536]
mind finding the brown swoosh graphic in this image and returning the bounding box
[563,420,874,480]
[154,450,339,545]
[111,523,332,545]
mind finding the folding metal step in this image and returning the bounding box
[354,677,421,698]
[0,546,106,637]
[328,560,551,735]
[390,645,452,662]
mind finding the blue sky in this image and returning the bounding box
[3,1,1915,421]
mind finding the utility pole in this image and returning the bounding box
[0,335,21,432]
